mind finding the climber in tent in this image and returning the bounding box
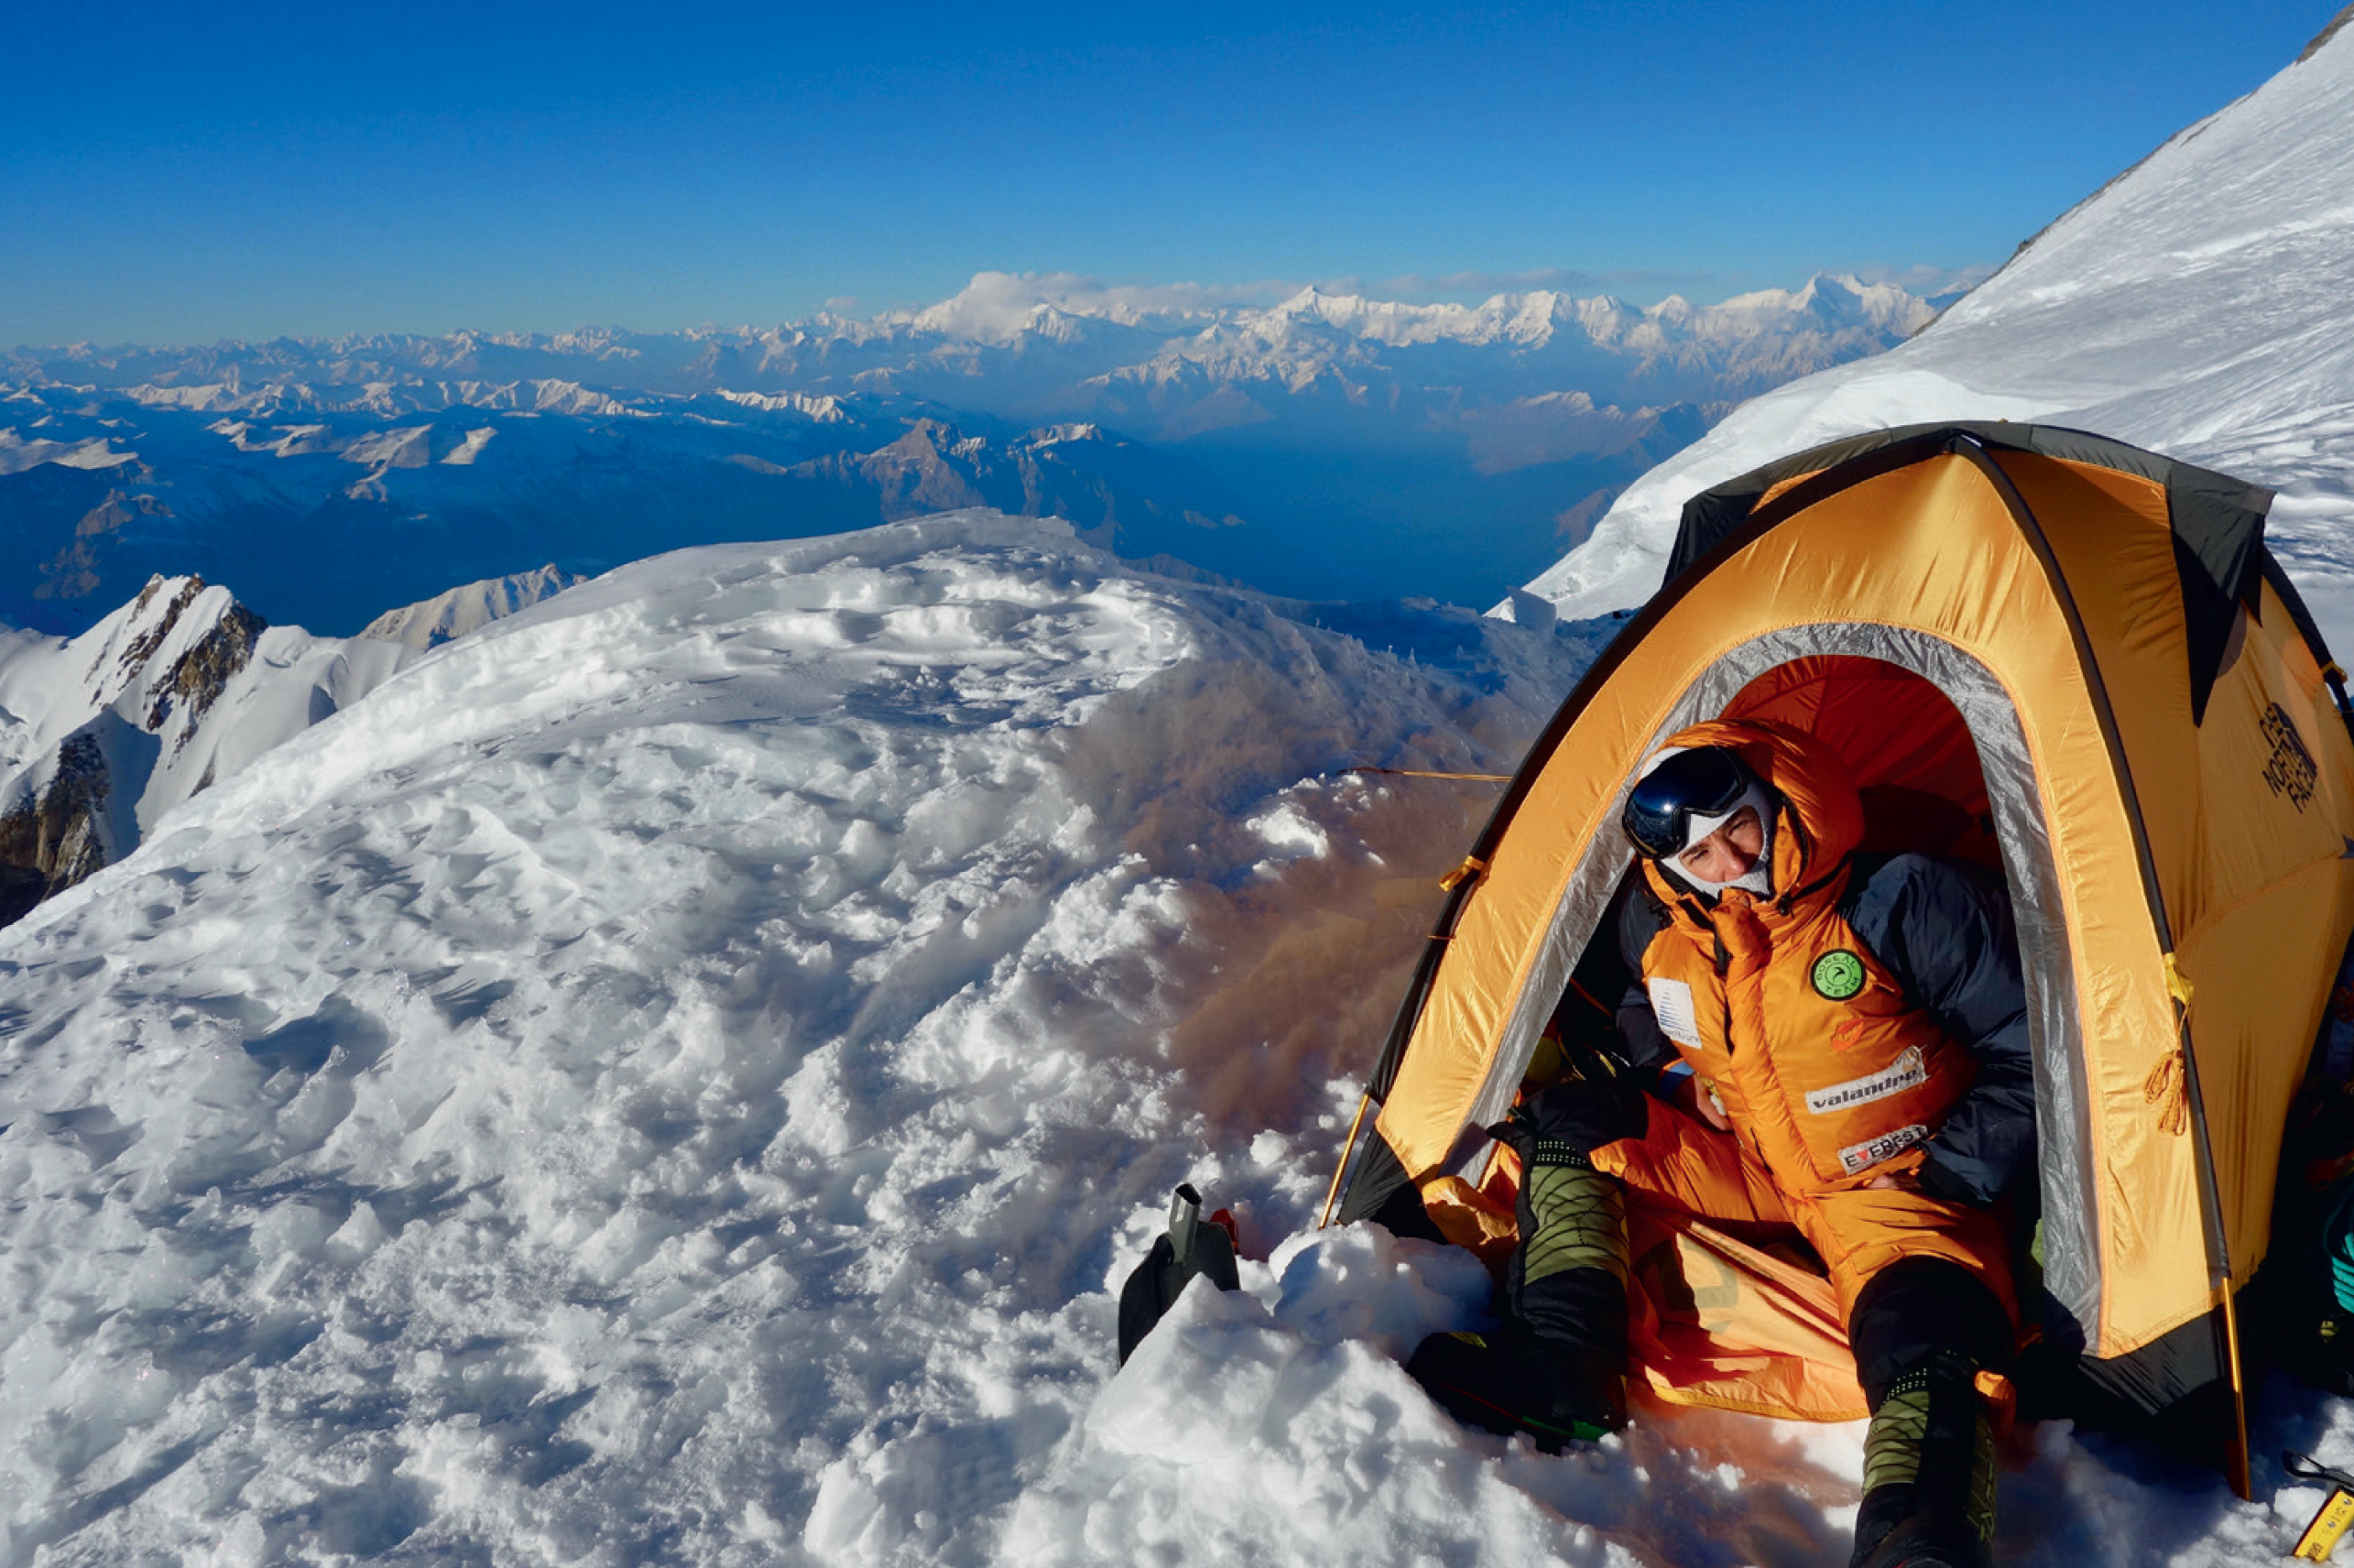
[1411,716,2033,1568]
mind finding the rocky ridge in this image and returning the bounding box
[0,575,417,927]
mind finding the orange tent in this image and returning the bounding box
[1325,423,2354,1490]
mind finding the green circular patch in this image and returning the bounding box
[1812,949,1866,1001]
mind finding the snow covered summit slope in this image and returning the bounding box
[2,511,2347,1565]
[357,564,582,649]
[0,512,1592,1564]
[1524,9,2354,648]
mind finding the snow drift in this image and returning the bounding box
[1522,8,2354,655]
[0,514,1606,1563]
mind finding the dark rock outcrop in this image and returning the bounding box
[3,576,267,929]
[0,729,113,919]
[149,601,265,735]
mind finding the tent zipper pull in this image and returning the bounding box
[2143,953,2196,1135]
[2142,1050,2190,1136]
[1439,855,1488,891]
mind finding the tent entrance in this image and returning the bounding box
[1670,630,2098,1353]
[1525,653,2011,1137]
[1404,628,2114,1421]
[1340,625,2106,1376]
[1721,654,2000,870]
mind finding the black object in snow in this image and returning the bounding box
[1117,1184,1240,1365]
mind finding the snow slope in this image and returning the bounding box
[1,509,2344,1566]
[1522,9,2354,655]
[358,565,582,650]
[0,514,1605,1563]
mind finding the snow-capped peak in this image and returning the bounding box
[358,564,583,649]
[0,574,414,924]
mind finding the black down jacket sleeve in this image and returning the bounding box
[1612,881,1675,1074]
[1847,854,2037,1208]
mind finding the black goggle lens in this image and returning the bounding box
[1624,746,1749,858]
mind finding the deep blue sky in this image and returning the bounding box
[3,1,2341,346]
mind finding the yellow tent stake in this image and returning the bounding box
[1319,1093,1373,1229]
[2294,1490,2354,1561]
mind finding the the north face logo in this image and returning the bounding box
[2262,702,2317,811]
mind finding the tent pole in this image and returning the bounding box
[2219,1277,2253,1499]
[1320,1093,1373,1229]
[2163,953,2251,1499]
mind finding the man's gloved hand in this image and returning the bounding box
[1491,1073,1649,1167]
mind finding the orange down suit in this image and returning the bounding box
[1592,719,2020,1331]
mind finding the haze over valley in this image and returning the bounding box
[3,272,1956,631]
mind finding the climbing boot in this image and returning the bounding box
[1852,1515,1987,1568]
[1405,1323,1625,1449]
[1849,1347,1997,1568]
[1409,1080,1636,1448]
[1498,1083,1637,1367]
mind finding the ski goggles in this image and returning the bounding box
[1622,746,1753,860]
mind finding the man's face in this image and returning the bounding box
[1676,803,1765,886]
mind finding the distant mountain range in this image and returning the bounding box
[0,274,1958,630]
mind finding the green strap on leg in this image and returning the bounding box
[1858,1364,1996,1558]
[1520,1157,1628,1288]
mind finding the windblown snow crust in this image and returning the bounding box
[2,512,2347,1564]
[1524,15,2354,653]
[0,513,1596,1563]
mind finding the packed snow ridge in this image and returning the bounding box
[0,513,1619,1564]
[1521,6,2354,655]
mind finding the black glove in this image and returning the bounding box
[1490,1074,1649,1167]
